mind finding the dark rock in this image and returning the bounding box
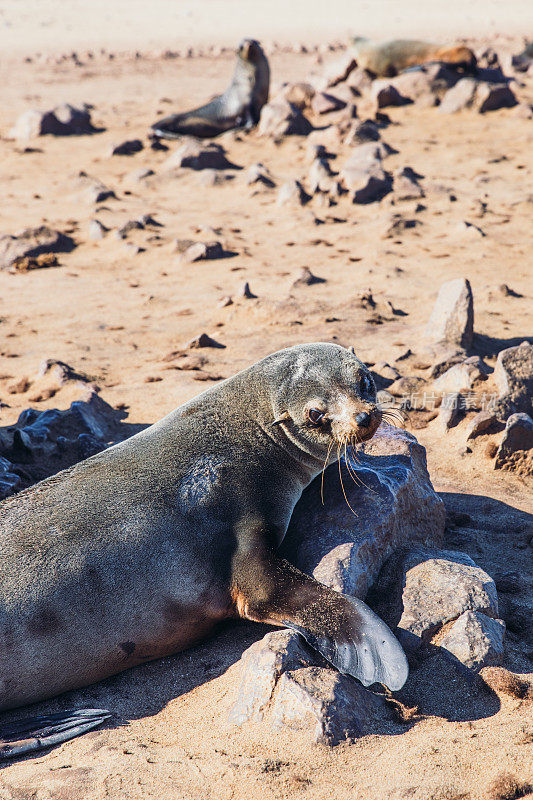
[311,92,347,115]
[0,456,21,500]
[344,119,381,145]
[494,412,533,472]
[440,79,517,113]
[475,84,517,113]
[73,171,116,204]
[394,167,424,200]
[163,140,238,171]
[0,390,122,492]
[258,100,313,138]
[465,410,497,440]
[9,104,97,140]
[175,240,225,262]
[382,214,421,238]
[245,163,275,188]
[371,81,411,108]
[282,428,445,597]
[438,392,462,430]
[424,278,474,351]
[292,267,326,287]
[0,226,76,271]
[277,180,311,207]
[240,282,256,299]
[188,333,225,349]
[109,138,144,156]
[493,341,533,420]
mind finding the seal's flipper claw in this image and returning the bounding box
[285,596,409,692]
[0,708,112,760]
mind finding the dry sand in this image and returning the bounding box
[0,2,532,798]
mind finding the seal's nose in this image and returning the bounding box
[355,411,372,428]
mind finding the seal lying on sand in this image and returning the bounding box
[151,38,270,139]
[351,37,477,77]
[0,343,407,758]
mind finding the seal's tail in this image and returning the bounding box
[0,708,111,760]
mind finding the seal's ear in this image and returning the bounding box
[271,411,291,426]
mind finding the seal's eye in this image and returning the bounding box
[307,408,325,426]
[360,375,373,394]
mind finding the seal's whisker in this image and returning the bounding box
[320,438,335,506]
[337,442,358,517]
[343,436,362,487]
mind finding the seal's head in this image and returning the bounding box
[263,343,382,464]
[237,38,265,65]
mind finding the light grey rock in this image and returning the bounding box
[258,100,313,138]
[308,157,335,194]
[73,171,116,204]
[494,412,533,471]
[228,630,315,724]
[438,392,462,430]
[267,666,390,744]
[390,63,458,105]
[317,53,357,89]
[465,410,497,440]
[493,341,533,420]
[341,164,392,203]
[277,180,310,207]
[175,239,225,262]
[440,79,517,114]
[244,163,275,188]
[424,278,474,351]
[88,219,109,240]
[394,167,424,200]
[438,611,505,671]
[311,91,346,115]
[439,78,478,113]
[0,226,76,270]
[433,356,489,394]
[371,547,499,652]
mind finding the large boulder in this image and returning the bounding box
[424,278,474,351]
[439,78,517,114]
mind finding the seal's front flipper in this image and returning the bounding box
[0,708,111,760]
[234,556,408,692]
[284,595,409,692]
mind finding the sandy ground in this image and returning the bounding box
[0,2,532,799]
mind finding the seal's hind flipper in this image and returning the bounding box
[0,708,112,760]
[284,595,409,692]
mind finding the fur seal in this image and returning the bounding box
[351,37,477,77]
[151,38,270,139]
[0,343,408,757]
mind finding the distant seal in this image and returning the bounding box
[0,343,407,757]
[351,37,477,77]
[151,38,270,139]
